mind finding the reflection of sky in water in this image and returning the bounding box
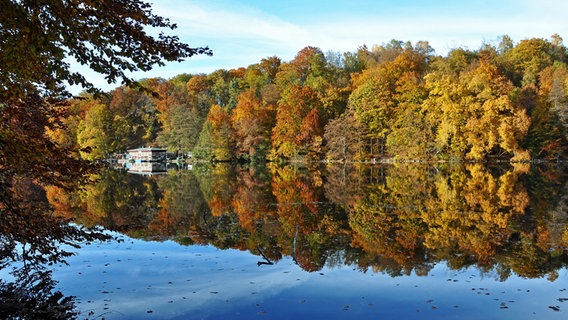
[51,233,568,320]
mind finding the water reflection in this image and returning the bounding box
[0,177,110,319]
[48,162,568,279]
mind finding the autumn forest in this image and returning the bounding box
[57,35,568,163]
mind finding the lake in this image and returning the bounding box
[2,162,568,319]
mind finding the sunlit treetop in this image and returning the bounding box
[0,0,212,100]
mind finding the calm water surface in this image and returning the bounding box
[54,235,568,320]
[4,162,568,319]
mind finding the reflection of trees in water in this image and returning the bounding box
[348,164,434,276]
[51,163,568,278]
[1,177,110,319]
[549,179,568,245]
[0,267,76,319]
[348,163,568,279]
[151,170,209,242]
[47,169,161,237]
[323,163,367,209]
[505,164,568,279]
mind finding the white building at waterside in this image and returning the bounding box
[127,147,167,162]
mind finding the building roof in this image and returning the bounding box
[127,147,167,152]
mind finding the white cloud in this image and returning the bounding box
[153,0,566,59]
[153,1,310,48]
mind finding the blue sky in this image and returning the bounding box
[74,0,567,92]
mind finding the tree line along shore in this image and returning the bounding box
[54,35,568,164]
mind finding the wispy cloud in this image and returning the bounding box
[154,0,566,60]
[153,1,310,49]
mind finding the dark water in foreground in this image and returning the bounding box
[3,162,568,319]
